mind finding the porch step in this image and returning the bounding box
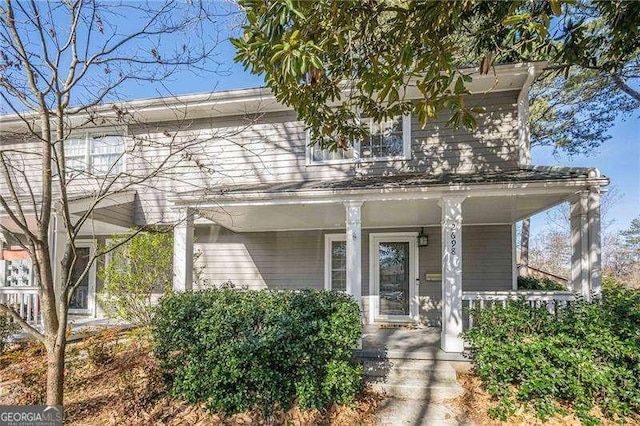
[355,348,469,362]
[360,357,464,401]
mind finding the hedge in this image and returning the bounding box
[463,277,640,423]
[152,288,363,416]
[517,275,567,291]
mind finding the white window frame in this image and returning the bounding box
[306,114,412,165]
[324,233,347,291]
[69,239,97,317]
[64,131,126,176]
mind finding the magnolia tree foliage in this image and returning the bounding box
[232,0,563,150]
[232,0,639,152]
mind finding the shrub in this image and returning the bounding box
[152,288,363,416]
[0,314,18,353]
[463,278,640,423]
[517,275,567,291]
[98,232,173,325]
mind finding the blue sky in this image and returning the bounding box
[531,116,639,234]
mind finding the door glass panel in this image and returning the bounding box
[379,242,410,316]
[69,247,90,310]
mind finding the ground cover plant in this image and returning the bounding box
[152,288,363,417]
[463,277,640,424]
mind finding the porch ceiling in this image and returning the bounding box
[197,192,570,232]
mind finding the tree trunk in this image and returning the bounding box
[520,218,530,276]
[45,333,66,406]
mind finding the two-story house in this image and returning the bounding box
[0,62,608,352]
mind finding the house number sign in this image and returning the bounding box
[449,223,458,256]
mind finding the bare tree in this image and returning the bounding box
[0,0,244,406]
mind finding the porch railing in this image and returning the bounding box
[462,290,575,329]
[0,286,41,325]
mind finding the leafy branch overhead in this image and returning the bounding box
[232,0,639,152]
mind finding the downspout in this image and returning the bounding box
[516,64,538,279]
[517,65,537,166]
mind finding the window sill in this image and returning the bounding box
[306,155,412,166]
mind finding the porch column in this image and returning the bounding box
[344,201,363,308]
[440,196,465,353]
[588,187,602,298]
[570,192,590,300]
[173,207,194,292]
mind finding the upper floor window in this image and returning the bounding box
[64,133,125,175]
[307,115,411,165]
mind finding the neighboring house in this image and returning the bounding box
[0,62,607,352]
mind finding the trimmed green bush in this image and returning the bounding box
[463,277,640,423]
[152,288,363,416]
[517,275,567,291]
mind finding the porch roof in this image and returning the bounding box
[171,166,608,206]
[172,166,607,232]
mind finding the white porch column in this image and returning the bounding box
[345,201,363,308]
[588,187,602,298]
[173,207,194,292]
[570,192,590,300]
[440,196,465,353]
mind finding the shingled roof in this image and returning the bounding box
[173,166,607,201]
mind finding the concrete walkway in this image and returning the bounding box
[355,325,473,425]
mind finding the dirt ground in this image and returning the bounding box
[1,329,639,425]
[0,328,380,425]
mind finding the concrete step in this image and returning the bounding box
[360,357,464,401]
[367,380,464,401]
[362,359,458,382]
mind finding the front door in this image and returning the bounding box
[370,233,418,323]
[69,242,96,316]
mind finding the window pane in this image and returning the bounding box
[331,240,347,291]
[69,247,91,310]
[312,146,353,162]
[90,134,124,154]
[90,134,124,174]
[361,117,404,159]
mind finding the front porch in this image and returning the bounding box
[170,167,607,354]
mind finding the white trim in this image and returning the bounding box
[324,233,347,291]
[511,223,518,290]
[368,232,419,324]
[175,179,608,208]
[215,222,513,233]
[517,65,537,166]
[305,114,412,166]
[69,239,97,317]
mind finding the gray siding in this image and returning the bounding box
[0,91,519,227]
[132,91,519,224]
[194,224,513,325]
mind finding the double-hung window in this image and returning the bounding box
[64,133,125,175]
[307,115,411,164]
[324,234,347,291]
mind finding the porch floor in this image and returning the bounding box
[356,325,469,362]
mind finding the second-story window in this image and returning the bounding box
[307,115,411,164]
[64,133,125,175]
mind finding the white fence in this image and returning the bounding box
[462,290,575,329]
[0,287,41,325]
